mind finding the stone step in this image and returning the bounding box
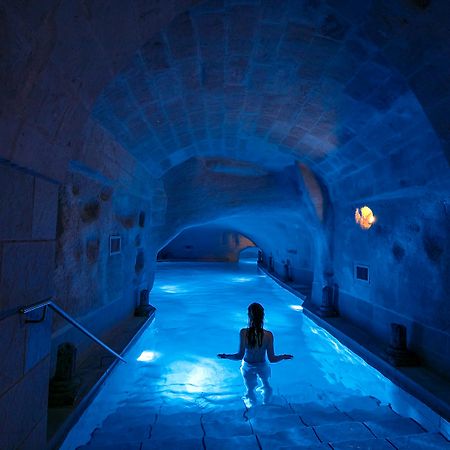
[202,408,249,424]
[330,437,395,449]
[203,418,253,438]
[334,396,381,411]
[76,441,142,449]
[89,421,152,441]
[289,403,350,427]
[334,396,401,423]
[343,404,400,423]
[141,437,203,449]
[156,411,203,426]
[256,427,322,448]
[364,416,426,439]
[150,422,203,441]
[204,435,259,449]
[314,420,375,443]
[389,431,450,449]
[259,443,332,449]
[250,413,305,434]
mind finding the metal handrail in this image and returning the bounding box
[19,299,126,363]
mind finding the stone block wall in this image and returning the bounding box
[0,164,58,450]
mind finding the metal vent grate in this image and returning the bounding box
[355,264,369,282]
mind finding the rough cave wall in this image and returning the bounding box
[158,227,255,261]
[158,157,323,288]
[51,170,154,371]
[329,119,450,377]
[260,231,316,289]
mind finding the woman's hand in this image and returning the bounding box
[217,353,227,359]
[283,354,294,360]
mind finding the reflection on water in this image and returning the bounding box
[61,261,401,449]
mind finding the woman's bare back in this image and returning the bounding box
[243,328,273,363]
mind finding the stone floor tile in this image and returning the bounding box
[389,431,450,449]
[293,405,350,427]
[92,420,152,439]
[277,444,333,449]
[251,413,305,434]
[248,404,299,420]
[314,420,374,443]
[150,422,203,440]
[204,435,259,449]
[257,427,322,448]
[344,405,400,422]
[202,408,248,423]
[365,417,426,439]
[141,437,203,449]
[76,441,141,449]
[334,396,381,412]
[203,418,253,437]
[157,411,203,426]
[331,437,394,449]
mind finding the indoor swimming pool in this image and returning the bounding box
[61,262,448,449]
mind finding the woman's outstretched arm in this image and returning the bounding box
[217,328,246,360]
[266,331,293,363]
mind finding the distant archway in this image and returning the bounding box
[238,246,260,264]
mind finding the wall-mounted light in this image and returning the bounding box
[355,206,376,229]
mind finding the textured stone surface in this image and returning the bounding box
[0,315,26,395]
[0,166,34,240]
[366,417,426,439]
[32,177,59,240]
[0,357,49,450]
[24,310,52,372]
[1,2,450,449]
[314,420,375,443]
[0,240,55,310]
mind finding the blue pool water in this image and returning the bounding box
[61,262,442,449]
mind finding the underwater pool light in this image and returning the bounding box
[137,350,160,362]
[289,304,303,311]
[231,277,252,283]
[160,284,181,293]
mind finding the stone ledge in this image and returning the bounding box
[257,264,450,433]
[47,310,155,450]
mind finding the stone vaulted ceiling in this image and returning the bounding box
[92,0,450,186]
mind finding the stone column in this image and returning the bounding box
[386,323,419,366]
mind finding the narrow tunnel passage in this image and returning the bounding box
[1,1,450,448]
[61,262,445,449]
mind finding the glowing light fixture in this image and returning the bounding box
[137,350,160,362]
[355,206,376,230]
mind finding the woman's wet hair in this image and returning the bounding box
[247,302,264,348]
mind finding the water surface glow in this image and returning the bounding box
[137,350,160,362]
[61,262,416,449]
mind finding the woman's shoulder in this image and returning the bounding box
[263,329,273,338]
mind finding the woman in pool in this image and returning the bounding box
[218,302,293,405]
